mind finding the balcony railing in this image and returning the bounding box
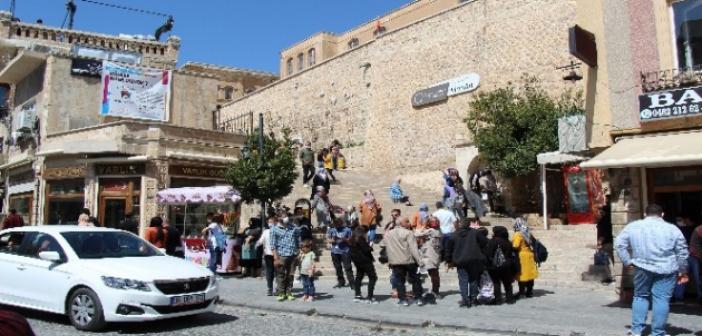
[641,65,702,93]
[216,111,253,136]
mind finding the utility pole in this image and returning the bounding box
[258,113,266,224]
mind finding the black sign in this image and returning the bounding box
[569,25,597,67]
[411,82,449,108]
[96,164,145,176]
[71,58,103,78]
[639,86,702,121]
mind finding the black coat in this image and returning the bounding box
[485,237,517,275]
[445,226,488,278]
[349,238,375,267]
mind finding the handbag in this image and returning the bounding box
[378,246,389,264]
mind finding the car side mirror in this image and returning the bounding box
[38,251,62,263]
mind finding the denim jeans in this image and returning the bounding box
[208,247,222,274]
[367,225,377,243]
[457,267,479,305]
[631,267,677,336]
[300,275,315,297]
[331,252,354,286]
[441,233,453,261]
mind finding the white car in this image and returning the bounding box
[0,225,219,331]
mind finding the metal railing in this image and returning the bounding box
[216,111,254,135]
[641,64,702,93]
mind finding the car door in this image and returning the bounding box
[0,231,30,306]
[14,232,72,313]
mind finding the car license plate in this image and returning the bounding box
[170,294,205,306]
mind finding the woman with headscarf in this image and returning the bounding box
[512,218,538,298]
[415,216,443,299]
[358,190,382,244]
[310,167,331,200]
[144,216,168,249]
[411,203,430,230]
[311,186,333,229]
[389,177,412,206]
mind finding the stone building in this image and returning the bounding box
[0,13,256,234]
[221,0,581,208]
[569,0,702,294]
[179,62,277,106]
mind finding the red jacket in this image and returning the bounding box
[1,214,25,230]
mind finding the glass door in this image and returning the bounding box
[100,197,126,228]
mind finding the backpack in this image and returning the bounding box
[492,246,506,268]
[531,237,548,265]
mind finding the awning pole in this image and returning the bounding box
[541,164,548,230]
[183,204,188,235]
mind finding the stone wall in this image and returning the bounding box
[221,0,580,174]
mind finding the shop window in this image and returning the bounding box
[9,193,33,224]
[308,48,316,66]
[286,58,293,75]
[98,178,141,229]
[348,38,359,49]
[672,0,702,68]
[46,179,85,225]
[297,53,304,71]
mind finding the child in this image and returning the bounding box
[300,240,317,302]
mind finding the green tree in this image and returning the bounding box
[225,129,298,205]
[465,77,582,177]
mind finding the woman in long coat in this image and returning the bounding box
[512,218,538,298]
[415,217,442,298]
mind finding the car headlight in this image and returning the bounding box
[102,276,151,292]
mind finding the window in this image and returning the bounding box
[672,0,702,68]
[61,231,160,259]
[0,232,27,255]
[223,86,234,100]
[348,38,359,49]
[308,48,316,66]
[297,53,304,71]
[286,58,293,75]
[23,232,66,260]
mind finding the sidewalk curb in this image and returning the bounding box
[218,300,558,336]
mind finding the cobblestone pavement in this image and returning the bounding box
[217,277,702,336]
[20,304,512,336]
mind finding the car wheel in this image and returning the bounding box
[68,288,106,331]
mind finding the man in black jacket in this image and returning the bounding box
[446,216,488,308]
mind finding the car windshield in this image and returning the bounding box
[61,231,162,259]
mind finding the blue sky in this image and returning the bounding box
[9,0,409,74]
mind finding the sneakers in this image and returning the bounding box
[353,296,365,303]
[277,294,286,302]
[367,298,379,304]
[286,294,296,301]
[303,183,309,188]
[397,299,409,306]
[415,299,425,307]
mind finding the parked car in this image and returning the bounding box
[0,225,219,331]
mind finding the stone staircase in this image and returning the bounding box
[283,168,611,291]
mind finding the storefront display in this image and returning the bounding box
[45,179,85,224]
[98,178,141,229]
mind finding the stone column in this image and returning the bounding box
[143,160,168,234]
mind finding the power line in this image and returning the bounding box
[79,0,170,18]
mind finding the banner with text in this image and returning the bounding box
[100,61,171,121]
[639,86,702,122]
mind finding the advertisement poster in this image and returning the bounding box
[100,61,171,121]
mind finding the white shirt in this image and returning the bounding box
[207,222,224,248]
[256,228,273,256]
[432,209,457,235]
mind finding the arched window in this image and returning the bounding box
[297,53,304,71]
[286,58,293,75]
[308,48,316,66]
[347,38,359,49]
[224,86,234,100]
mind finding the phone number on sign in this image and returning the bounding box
[641,103,701,120]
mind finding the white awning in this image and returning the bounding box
[580,131,702,169]
[536,151,588,165]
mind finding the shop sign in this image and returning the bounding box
[44,166,86,180]
[639,86,702,122]
[170,165,227,179]
[412,73,480,108]
[96,164,145,176]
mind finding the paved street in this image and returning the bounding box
[216,277,702,336]
[20,304,511,336]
